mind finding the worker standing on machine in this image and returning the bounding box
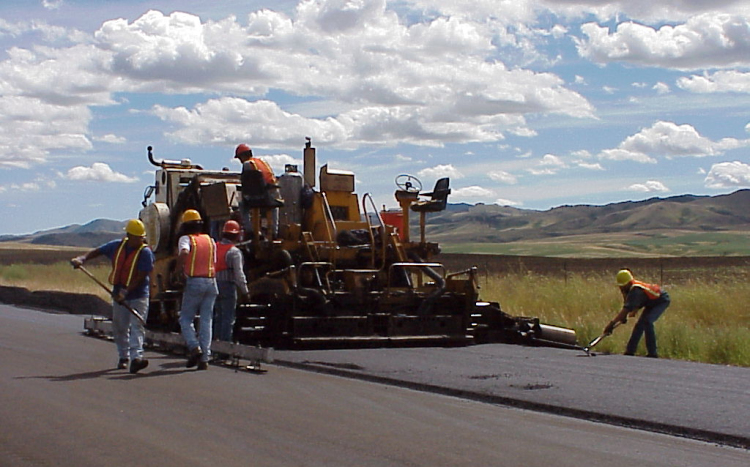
[72,219,154,374]
[235,143,281,239]
[213,220,249,347]
[603,269,670,358]
[176,209,218,370]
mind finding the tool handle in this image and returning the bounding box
[75,265,146,326]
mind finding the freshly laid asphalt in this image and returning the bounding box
[2,301,748,452]
[273,343,749,448]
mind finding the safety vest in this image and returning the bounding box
[215,242,234,273]
[631,280,662,300]
[185,234,216,278]
[245,158,277,185]
[109,239,146,287]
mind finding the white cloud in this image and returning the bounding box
[653,82,670,94]
[598,121,749,163]
[576,14,750,70]
[65,162,139,183]
[488,170,518,184]
[43,1,64,10]
[704,161,750,188]
[577,162,605,170]
[417,164,464,180]
[494,197,521,206]
[628,180,670,192]
[677,70,750,93]
[452,185,495,199]
[527,153,567,175]
[94,134,127,144]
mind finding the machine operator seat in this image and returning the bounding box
[241,169,284,209]
[411,177,450,213]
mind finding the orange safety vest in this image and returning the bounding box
[185,234,216,278]
[245,158,277,185]
[631,280,662,300]
[215,242,233,273]
[109,239,146,287]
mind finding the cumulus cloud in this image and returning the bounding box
[94,134,127,144]
[488,170,518,184]
[452,185,495,199]
[704,161,750,188]
[677,70,750,93]
[495,197,521,206]
[653,82,670,94]
[65,162,139,183]
[528,153,567,175]
[0,3,599,169]
[628,180,670,192]
[598,121,749,163]
[576,13,750,70]
[417,164,464,180]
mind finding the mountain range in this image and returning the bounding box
[2,190,749,256]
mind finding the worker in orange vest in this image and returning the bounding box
[235,143,281,239]
[213,220,250,346]
[604,269,670,358]
[176,209,218,370]
[72,219,154,374]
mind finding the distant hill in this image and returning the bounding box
[424,190,750,244]
[1,190,748,255]
[0,219,127,248]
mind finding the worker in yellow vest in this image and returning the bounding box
[72,219,154,374]
[604,269,671,358]
[176,209,218,370]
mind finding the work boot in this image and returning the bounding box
[117,358,128,370]
[197,361,209,371]
[186,347,203,368]
[129,358,149,374]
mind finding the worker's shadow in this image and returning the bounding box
[15,358,195,382]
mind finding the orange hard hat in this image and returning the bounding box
[222,220,241,234]
[235,144,252,158]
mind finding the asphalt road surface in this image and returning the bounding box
[1,304,748,467]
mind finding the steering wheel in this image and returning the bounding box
[395,174,422,193]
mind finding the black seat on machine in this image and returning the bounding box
[411,177,450,213]
[241,169,284,208]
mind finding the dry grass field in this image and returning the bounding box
[2,243,748,366]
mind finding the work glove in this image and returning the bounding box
[71,256,85,268]
[112,290,126,304]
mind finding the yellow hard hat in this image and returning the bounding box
[181,209,202,223]
[125,219,146,237]
[616,269,633,287]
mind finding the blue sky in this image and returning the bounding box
[1,0,750,235]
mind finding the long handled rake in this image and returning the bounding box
[74,264,146,326]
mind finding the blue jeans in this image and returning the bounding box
[179,277,218,362]
[213,280,237,342]
[626,292,670,356]
[112,296,149,361]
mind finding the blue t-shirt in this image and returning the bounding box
[98,239,155,300]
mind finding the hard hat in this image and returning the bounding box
[616,269,634,287]
[181,209,202,223]
[125,219,146,237]
[235,144,252,159]
[222,220,240,234]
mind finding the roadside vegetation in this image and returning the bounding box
[479,269,750,367]
[1,243,748,367]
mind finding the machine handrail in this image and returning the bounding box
[361,193,387,270]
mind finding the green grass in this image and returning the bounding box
[440,231,750,258]
[478,271,750,367]
[3,256,748,367]
[0,262,111,300]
